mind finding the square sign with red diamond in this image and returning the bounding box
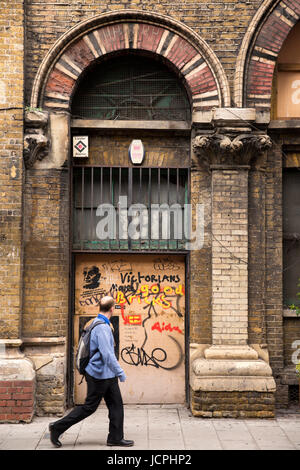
[73,136,89,158]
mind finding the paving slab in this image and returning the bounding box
[0,406,299,451]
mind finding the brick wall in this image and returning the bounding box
[0,1,24,339]
[23,169,69,338]
[246,0,300,110]
[0,380,35,423]
[84,131,190,167]
[191,390,275,418]
[190,166,212,344]
[248,167,267,345]
[211,168,249,345]
[25,0,262,107]
[265,141,284,375]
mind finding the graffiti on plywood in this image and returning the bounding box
[74,254,186,404]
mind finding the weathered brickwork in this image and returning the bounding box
[23,170,69,338]
[245,0,300,110]
[211,169,249,345]
[42,21,221,112]
[0,380,35,423]
[0,1,24,339]
[86,131,190,167]
[190,165,212,345]
[248,167,267,345]
[191,391,275,418]
[265,140,284,375]
[24,0,263,107]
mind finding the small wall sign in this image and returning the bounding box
[73,136,89,158]
[129,139,145,165]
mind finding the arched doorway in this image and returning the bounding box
[70,52,191,404]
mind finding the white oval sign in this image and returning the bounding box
[129,139,145,165]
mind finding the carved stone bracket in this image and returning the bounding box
[192,132,272,169]
[23,110,50,169]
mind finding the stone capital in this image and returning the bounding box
[192,132,272,169]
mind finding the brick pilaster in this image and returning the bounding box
[190,121,275,418]
[211,167,249,346]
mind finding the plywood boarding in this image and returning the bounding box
[74,254,186,404]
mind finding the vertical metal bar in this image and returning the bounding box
[90,167,94,242]
[110,167,113,204]
[167,168,170,249]
[109,167,112,251]
[119,167,122,251]
[128,167,133,250]
[148,168,151,249]
[81,167,84,250]
[139,167,142,248]
[185,252,190,404]
[158,167,161,251]
[99,167,103,250]
[100,167,103,206]
[176,168,179,250]
[139,167,142,203]
[187,168,190,250]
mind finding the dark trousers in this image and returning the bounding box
[53,374,124,441]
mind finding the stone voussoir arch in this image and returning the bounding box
[234,0,300,110]
[31,10,230,114]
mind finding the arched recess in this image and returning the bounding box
[30,10,230,114]
[234,0,300,111]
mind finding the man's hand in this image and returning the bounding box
[119,372,126,382]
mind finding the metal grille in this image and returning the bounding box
[71,55,191,121]
[72,166,189,251]
[283,169,300,307]
[288,385,299,404]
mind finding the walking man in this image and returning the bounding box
[49,295,134,448]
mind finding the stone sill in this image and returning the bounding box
[283,309,300,318]
[269,120,300,130]
[22,337,66,346]
[71,119,191,132]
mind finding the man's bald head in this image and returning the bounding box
[99,296,115,313]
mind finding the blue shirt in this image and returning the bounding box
[85,317,125,380]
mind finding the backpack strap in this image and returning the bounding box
[87,319,106,360]
[89,319,105,331]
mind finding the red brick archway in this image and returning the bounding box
[31,11,230,113]
[239,0,300,111]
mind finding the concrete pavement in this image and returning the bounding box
[0,405,299,451]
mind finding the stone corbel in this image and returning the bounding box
[192,132,272,169]
[23,109,50,169]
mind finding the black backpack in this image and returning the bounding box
[75,319,105,380]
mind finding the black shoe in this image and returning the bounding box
[49,423,62,448]
[107,438,134,447]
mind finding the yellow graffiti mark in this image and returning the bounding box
[140,285,149,297]
[175,284,184,296]
[116,291,126,304]
[115,284,184,309]
[151,285,160,294]
[163,286,173,295]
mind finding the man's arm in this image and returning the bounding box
[95,325,126,380]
